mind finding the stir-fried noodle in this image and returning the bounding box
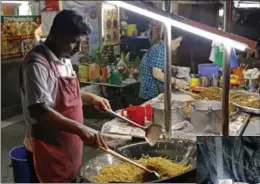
[95,156,190,183]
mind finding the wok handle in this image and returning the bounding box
[99,146,153,173]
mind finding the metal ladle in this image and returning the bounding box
[99,146,160,181]
[106,109,162,146]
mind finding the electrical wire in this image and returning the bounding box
[197,137,260,183]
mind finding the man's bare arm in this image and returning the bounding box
[28,103,108,148]
[29,103,84,136]
[80,91,111,111]
[80,91,96,104]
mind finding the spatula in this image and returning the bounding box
[99,146,160,181]
[106,109,162,146]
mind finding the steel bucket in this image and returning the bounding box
[151,101,186,133]
[190,100,222,134]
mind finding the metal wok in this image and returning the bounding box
[79,139,197,183]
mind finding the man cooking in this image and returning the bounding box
[139,36,189,101]
[19,10,111,183]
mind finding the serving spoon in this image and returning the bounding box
[99,146,160,181]
[106,108,162,146]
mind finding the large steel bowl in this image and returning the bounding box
[231,93,260,115]
[79,139,196,183]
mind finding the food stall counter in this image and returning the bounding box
[100,91,259,141]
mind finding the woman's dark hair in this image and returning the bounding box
[161,26,185,40]
[49,9,92,38]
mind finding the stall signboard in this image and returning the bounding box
[1,15,41,59]
[86,6,100,56]
[103,7,120,46]
[62,1,100,56]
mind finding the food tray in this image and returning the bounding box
[231,93,260,115]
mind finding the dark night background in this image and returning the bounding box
[197,136,260,184]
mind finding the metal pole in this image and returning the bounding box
[164,23,172,139]
[161,0,172,139]
[222,0,232,136]
[215,137,224,183]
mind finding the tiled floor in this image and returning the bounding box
[1,117,108,183]
[1,115,24,129]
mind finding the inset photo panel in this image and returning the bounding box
[197,136,260,184]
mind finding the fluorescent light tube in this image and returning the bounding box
[234,1,260,8]
[219,9,224,17]
[106,1,248,51]
[1,1,28,4]
[237,3,260,8]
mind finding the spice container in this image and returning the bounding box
[78,64,89,82]
[101,66,108,82]
[89,63,100,82]
[199,76,210,87]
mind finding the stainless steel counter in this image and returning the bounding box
[100,93,259,139]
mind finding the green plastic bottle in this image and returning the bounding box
[214,44,223,67]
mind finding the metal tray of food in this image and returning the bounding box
[231,93,260,115]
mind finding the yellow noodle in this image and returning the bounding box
[196,87,238,115]
[94,156,189,183]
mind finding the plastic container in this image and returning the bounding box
[198,64,219,78]
[101,66,108,82]
[89,63,100,82]
[189,78,199,87]
[78,64,89,82]
[108,71,121,85]
[9,146,30,183]
[127,24,136,36]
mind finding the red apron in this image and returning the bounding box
[21,46,84,183]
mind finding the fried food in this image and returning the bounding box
[185,88,239,116]
[233,95,260,109]
[94,156,189,183]
[198,87,222,101]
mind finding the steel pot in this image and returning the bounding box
[190,74,199,78]
[151,101,186,133]
[199,76,210,87]
[190,100,222,134]
[245,79,259,92]
[79,140,196,183]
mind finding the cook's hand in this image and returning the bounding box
[93,96,111,112]
[174,79,189,90]
[79,127,108,149]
